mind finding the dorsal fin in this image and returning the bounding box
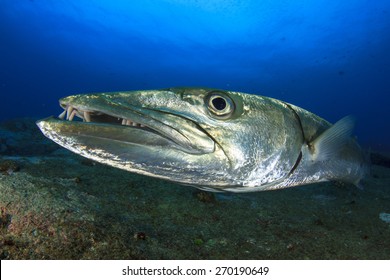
[311,115,355,162]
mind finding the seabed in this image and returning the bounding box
[0,119,389,259]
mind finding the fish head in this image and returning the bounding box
[36,88,303,189]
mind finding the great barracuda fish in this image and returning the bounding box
[36,88,368,192]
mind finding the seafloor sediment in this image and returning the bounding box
[0,118,389,259]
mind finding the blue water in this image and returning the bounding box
[1,0,389,152]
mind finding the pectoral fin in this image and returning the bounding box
[310,115,355,162]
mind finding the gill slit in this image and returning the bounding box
[284,103,305,176]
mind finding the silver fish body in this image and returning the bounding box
[36,88,369,192]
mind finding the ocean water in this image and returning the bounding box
[1,0,390,260]
[1,0,389,151]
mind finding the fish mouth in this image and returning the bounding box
[37,94,215,155]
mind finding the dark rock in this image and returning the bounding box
[0,160,21,174]
[134,232,146,240]
[0,118,59,156]
[0,207,12,228]
[370,152,390,168]
[194,191,216,203]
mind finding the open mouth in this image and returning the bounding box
[58,105,147,128]
[49,97,215,155]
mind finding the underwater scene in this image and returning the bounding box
[1,0,390,259]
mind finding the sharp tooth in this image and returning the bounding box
[58,110,66,119]
[84,111,91,122]
[126,120,132,126]
[121,119,126,125]
[69,110,76,121]
[66,106,74,120]
[140,124,145,128]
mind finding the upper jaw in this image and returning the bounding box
[54,94,215,155]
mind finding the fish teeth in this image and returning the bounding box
[61,112,145,126]
[68,110,76,121]
[58,110,66,119]
[66,106,74,120]
[83,111,91,122]
[119,119,144,127]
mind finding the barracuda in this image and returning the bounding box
[36,88,369,192]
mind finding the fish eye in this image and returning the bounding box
[211,96,227,110]
[206,91,235,119]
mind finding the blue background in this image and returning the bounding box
[1,0,389,152]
